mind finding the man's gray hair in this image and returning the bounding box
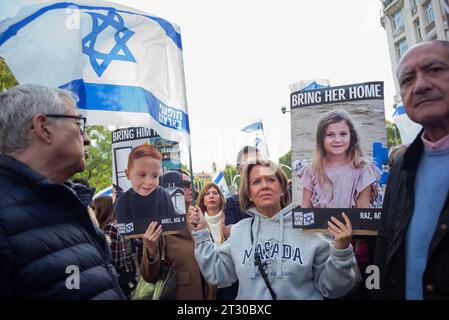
[0,84,79,154]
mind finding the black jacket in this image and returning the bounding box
[224,194,250,226]
[0,155,124,299]
[114,186,179,234]
[373,132,449,299]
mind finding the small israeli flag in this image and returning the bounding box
[125,222,134,233]
[303,212,315,226]
[241,119,269,159]
[213,171,230,199]
[241,120,263,133]
[293,211,315,227]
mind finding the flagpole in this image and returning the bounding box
[187,144,199,228]
[261,129,269,159]
[187,144,196,206]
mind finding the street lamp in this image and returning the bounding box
[281,106,290,114]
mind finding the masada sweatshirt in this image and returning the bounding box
[192,203,359,300]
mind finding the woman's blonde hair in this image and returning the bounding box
[197,182,226,243]
[239,158,290,212]
[313,109,364,186]
[197,183,226,213]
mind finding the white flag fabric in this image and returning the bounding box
[241,119,269,159]
[213,171,230,199]
[0,0,190,144]
[93,185,112,199]
[392,105,422,145]
[254,133,269,159]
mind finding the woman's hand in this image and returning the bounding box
[143,221,163,256]
[328,212,353,250]
[188,205,208,232]
[224,224,232,240]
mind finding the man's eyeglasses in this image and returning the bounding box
[45,114,86,135]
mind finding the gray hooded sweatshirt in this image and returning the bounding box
[192,203,359,299]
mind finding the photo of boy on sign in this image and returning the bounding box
[114,143,185,237]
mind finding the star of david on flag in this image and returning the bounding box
[82,9,136,77]
[303,212,315,226]
[0,0,190,145]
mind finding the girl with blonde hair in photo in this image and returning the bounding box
[299,109,382,299]
[300,109,382,209]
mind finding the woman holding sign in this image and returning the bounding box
[189,158,359,300]
[140,172,212,300]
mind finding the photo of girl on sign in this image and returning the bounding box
[298,109,382,209]
[114,143,184,237]
[297,109,382,299]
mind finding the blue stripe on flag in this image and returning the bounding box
[392,105,406,117]
[61,79,190,133]
[214,172,224,184]
[302,81,329,91]
[0,2,182,50]
[241,121,263,133]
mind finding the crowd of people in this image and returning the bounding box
[0,40,448,300]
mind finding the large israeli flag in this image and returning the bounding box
[0,0,190,144]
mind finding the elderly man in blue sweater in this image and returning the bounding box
[374,40,449,300]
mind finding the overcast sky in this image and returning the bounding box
[112,0,396,173]
[1,0,396,173]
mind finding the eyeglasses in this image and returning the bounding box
[45,114,86,135]
[182,180,192,189]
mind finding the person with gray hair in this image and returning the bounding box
[0,84,124,299]
[374,40,449,300]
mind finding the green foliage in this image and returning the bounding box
[180,164,204,192]
[386,120,402,149]
[223,164,239,188]
[71,125,112,192]
[0,60,18,91]
[181,164,190,175]
[278,150,292,179]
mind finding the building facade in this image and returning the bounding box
[381,0,449,97]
